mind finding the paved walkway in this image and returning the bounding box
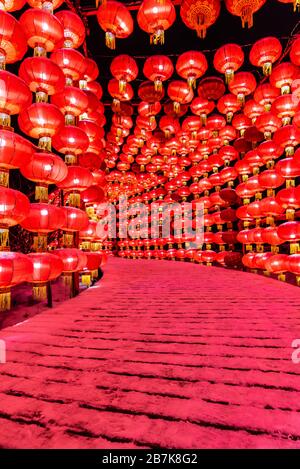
[0,258,300,448]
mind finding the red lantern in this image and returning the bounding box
[228,72,256,104]
[250,37,282,75]
[198,76,225,100]
[19,57,65,103]
[50,48,87,85]
[213,43,244,83]
[28,252,63,300]
[0,130,33,186]
[0,11,27,68]
[18,102,64,151]
[20,8,63,56]
[217,93,241,122]
[61,206,89,234]
[144,55,173,91]
[138,80,165,103]
[255,112,282,139]
[0,186,30,249]
[111,54,138,93]
[176,51,207,89]
[290,37,300,66]
[180,0,221,38]
[273,124,300,156]
[288,254,300,285]
[54,10,85,49]
[52,125,89,165]
[0,70,32,128]
[21,203,66,251]
[51,86,88,124]
[97,0,133,49]
[224,0,266,28]
[190,97,214,125]
[254,83,280,111]
[57,166,93,207]
[270,62,299,94]
[21,152,68,201]
[138,0,175,45]
[0,252,33,311]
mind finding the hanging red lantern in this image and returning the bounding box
[217,93,241,123]
[198,76,225,101]
[255,112,282,139]
[273,124,300,156]
[21,152,68,202]
[52,125,89,165]
[270,62,299,94]
[50,48,87,85]
[111,54,138,93]
[97,0,133,49]
[51,86,89,124]
[54,10,85,49]
[0,70,32,129]
[0,186,30,250]
[18,102,64,151]
[276,156,300,180]
[257,139,282,165]
[144,55,174,91]
[190,97,214,125]
[57,166,93,207]
[137,0,175,45]
[288,254,300,285]
[20,8,64,56]
[277,221,300,253]
[27,0,63,11]
[290,37,300,66]
[276,187,300,220]
[138,80,165,103]
[250,37,282,75]
[82,252,103,286]
[180,0,221,38]
[0,252,33,311]
[60,206,89,247]
[0,130,33,187]
[28,252,63,300]
[167,80,194,113]
[228,71,256,104]
[108,78,133,108]
[19,57,65,103]
[254,83,280,111]
[21,203,66,251]
[213,43,244,83]
[271,94,299,125]
[224,0,266,28]
[0,11,27,69]
[176,51,207,89]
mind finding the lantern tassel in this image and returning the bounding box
[0,288,11,312]
[154,79,163,92]
[33,284,47,301]
[69,192,81,208]
[33,234,48,252]
[82,273,91,287]
[225,69,234,84]
[0,169,9,187]
[0,229,9,250]
[294,0,300,12]
[241,7,253,28]
[152,28,164,45]
[35,185,48,202]
[63,232,74,248]
[92,269,98,279]
[263,62,272,76]
[105,32,116,50]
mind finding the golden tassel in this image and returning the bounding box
[118,80,126,93]
[290,243,299,254]
[38,136,52,152]
[296,275,300,286]
[80,240,91,251]
[227,112,233,123]
[36,91,48,103]
[81,273,91,287]
[0,288,11,311]
[0,229,9,251]
[32,283,47,301]
[237,93,245,105]
[0,170,9,187]
[286,208,295,221]
[286,179,295,188]
[65,154,77,165]
[201,114,207,126]
[241,7,253,28]
[65,114,75,126]
[92,269,98,279]
[187,77,196,89]
[35,185,48,202]
[63,232,74,247]
[225,69,234,84]
[278,273,286,282]
[271,246,279,253]
[285,146,294,156]
[154,79,163,92]
[68,192,81,208]
[0,113,11,129]
[62,273,73,288]
[173,101,180,114]
[34,45,46,57]
[262,62,272,76]
[105,32,116,50]
[152,28,164,45]
[33,234,47,252]
[294,0,300,12]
